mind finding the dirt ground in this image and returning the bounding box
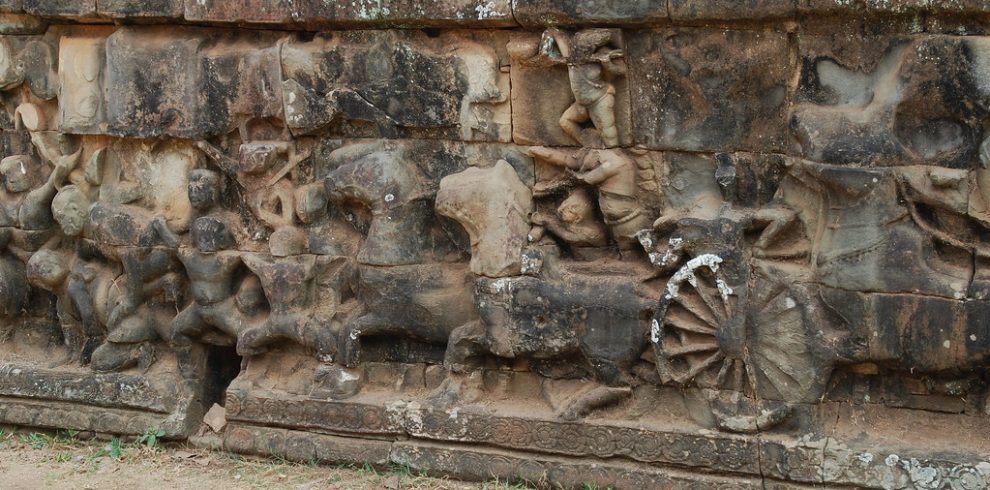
[0,428,536,490]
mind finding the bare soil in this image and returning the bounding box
[0,429,533,490]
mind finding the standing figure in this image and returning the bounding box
[153,168,263,349]
[555,29,625,148]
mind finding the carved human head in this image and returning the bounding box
[295,182,328,224]
[52,185,90,237]
[558,189,595,224]
[572,29,613,59]
[191,216,234,252]
[0,155,42,193]
[26,249,69,290]
[238,142,286,175]
[188,169,221,211]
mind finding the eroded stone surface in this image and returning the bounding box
[0,7,989,489]
[512,0,668,27]
[628,28,791,152]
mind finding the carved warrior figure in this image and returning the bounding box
[549,29,625,148]
[529,146,652,251]
[0,105,82,239]
[236,254,347,361]
[155,169,264,345]
[27,246,120,364]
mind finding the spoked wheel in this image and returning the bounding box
[653,259,829,431]
[652,255,747,392]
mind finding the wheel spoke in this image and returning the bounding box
[753,280,785,309]
[731,360,744,392]
[744,359,760,397]
[684,351,725,381]
[666,342,719,357]
[664,314,717,336]
[672,293,719,327]
[693,278,725,323]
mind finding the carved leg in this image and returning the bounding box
[709,391,792,433]
[90,341,143,372]
[559,102,589,145]
[444,320,488,373]
[298,317,338,363]
[555,386,631,421]
[169,304,208,346]
[59,317,86,363]
[588,91,618,147]
[237,314,338,362]
[235,320,278,358]
[339,313,389,368]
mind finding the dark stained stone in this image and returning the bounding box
[23,0,96,16]
[512,0,667,27]
[670,0,795,22]
[628,28,791,152]
[98,0,182,19]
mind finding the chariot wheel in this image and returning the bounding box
[653,259,829,405]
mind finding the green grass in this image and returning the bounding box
[134,428,166,449]
[20,432,50,449]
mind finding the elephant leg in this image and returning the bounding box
[445,320,488,373]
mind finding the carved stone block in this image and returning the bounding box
[512,0,668,27]
[57,30,109,134]
[509,30,633,147]
[0,31,57,99]
[281,31,510,141]
[670,0,796,22]
[184,0,293,24]
[0,0,22,13]
[97,0,182,19]
[792,32,990,167]
[628,28,790,152]
[104,27,283,139]
[185,0,515,27]
[797,0,988,17]
[0,13,45,34]
[23,0,95,17]
[294,0,515,27]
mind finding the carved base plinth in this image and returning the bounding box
[0,360,207,437]
[220,357,990,489]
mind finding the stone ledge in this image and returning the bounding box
[0,358,208,438]
[0,362,179,412]
[222,383,990,489]
[0,397,197,437]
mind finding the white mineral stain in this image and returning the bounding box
[666,254,724,299]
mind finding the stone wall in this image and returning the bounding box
[2,2,990,489]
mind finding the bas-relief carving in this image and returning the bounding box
[1,19,990,489]
[509,28,633,148]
